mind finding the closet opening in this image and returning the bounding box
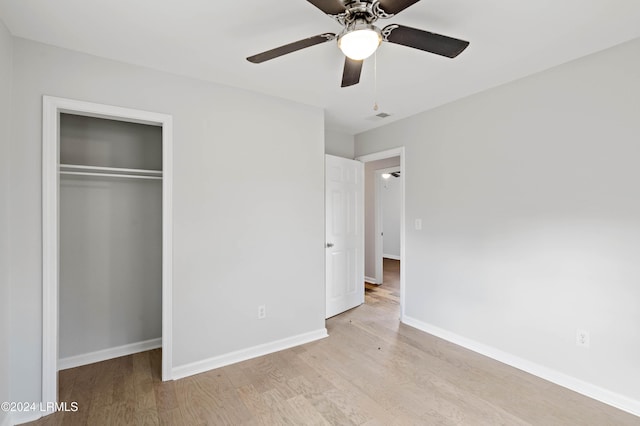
[42,97,173,409]
[58,113,162,373]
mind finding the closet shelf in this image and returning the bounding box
[59,164,163,180]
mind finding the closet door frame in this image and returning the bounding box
[42,96,174,407]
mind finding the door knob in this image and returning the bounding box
[326,243,334,248]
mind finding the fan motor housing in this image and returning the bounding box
[340,1,381,25]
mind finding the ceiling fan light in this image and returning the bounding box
[338,25,382,60]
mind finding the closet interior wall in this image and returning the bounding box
[58,113,163,365]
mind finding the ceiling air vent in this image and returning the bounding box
[366,111,392,121]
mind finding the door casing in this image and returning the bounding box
[355,147,406,320]
[41,96,174,408]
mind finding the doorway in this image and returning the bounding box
[42,96,174,407]
[355,148,405,320]
[375,166,402,283]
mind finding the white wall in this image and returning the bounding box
[363,157,400,281]
[0,18,12,426]
[325,128,354,159]
[381,174,401,259]
[9,38,326,406]
[59,115,162,360]
[355,37,640,411]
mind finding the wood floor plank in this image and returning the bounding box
[286,394,331,426]
[107,401,135,426]
[112,371,135,405]
[134,378,157,411]
[236,383,273,418]
[153,380,179,413]
[157,407,183,426]
[132,407,159,425]
[303,392,357,426]
[286,374,334,399]
[260,388,309,425]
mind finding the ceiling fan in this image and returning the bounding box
[247,0,470,87]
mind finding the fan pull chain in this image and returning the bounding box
[373,51,379,111]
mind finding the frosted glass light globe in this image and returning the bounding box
[338,25,382,60]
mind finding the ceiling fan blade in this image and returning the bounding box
[341,57,363,87]
[247,33,336,63]
[306,0,346,16]
[382,24,469,58]
[377,0,422,16]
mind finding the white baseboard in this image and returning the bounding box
[58,337,162,370]
[364,276,378,284]
[402,315,640,418]
[383,254,401,261]
[172,328,328,380]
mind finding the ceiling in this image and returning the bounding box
[1,0,640,134]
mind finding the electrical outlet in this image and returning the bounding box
[415,219,422,230]
[576,329,590,348]
[258,305,266,319]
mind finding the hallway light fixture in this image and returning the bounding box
[381,173,391,179]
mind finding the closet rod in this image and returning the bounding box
[60,171,163,180]
[59,163,162,176]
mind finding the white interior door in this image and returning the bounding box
[325,155,364,318]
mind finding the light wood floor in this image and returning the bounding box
[28,259,638,425]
